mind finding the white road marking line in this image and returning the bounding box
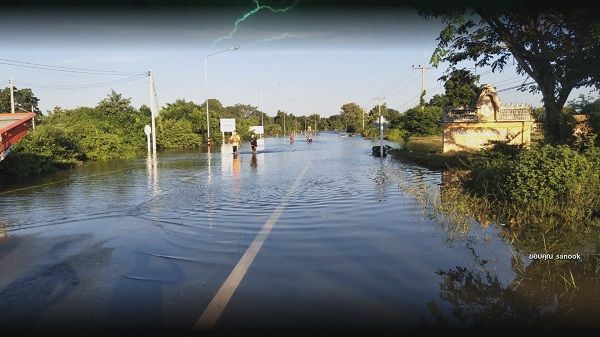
[194,163,311,331]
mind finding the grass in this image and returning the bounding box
[403,135,443,153]
[388,135,476,170]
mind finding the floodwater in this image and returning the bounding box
[0,132,599,333]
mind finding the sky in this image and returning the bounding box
[0,1,597,117]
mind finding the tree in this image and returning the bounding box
[340,102,364,132]
[403,105,443,136]
[429,94,450,109]
[419,1,600,142]
[96,90,135,121]
[0,86,40,114]
[439,69,480,109]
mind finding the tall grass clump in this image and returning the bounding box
[466,144,600,232]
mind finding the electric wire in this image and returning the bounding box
[14,74,148,90]
[0,58,146,76]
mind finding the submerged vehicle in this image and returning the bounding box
[372,145,392,157]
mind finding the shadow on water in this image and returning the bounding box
[108,248,184,331]
[0,235,113,330]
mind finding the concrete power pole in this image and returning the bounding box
[9,78,15,113]
[148,71,157,155]
[374,96,385,157]
[412,64,433,110]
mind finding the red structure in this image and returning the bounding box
[0,113,36,162]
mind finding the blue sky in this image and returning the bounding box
[0,2,596,117]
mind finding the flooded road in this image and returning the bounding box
[1,132,598,333]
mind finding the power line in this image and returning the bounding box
[386,75,420,98]
[14,74,148,90]
[0,58,146,76]
[397,92,422,111]
[377,66,414,98]
[496,81,536,93]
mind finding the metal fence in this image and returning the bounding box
[443,105,533,122]
[442,109,478,122]
[497,106,534,121]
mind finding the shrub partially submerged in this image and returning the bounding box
[466,144,600,231]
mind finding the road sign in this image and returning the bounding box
[372,116,391,129]
[220,118,236,133]
[144,125,152,136]
[249,125,264,135]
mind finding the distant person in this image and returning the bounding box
[290,131,295,143]
[249,133,258,153]
[306,126,313,143]
[230,131,241,155]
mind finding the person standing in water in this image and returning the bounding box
[249,133,258,153]
[306,126,313,143]
[290,131,295,143]
[230,131,241,156]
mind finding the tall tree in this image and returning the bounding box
[439,69,480,109]
[0,87,40,114]
[340,102,364,132]
[96,90,134,117]
[419,1,600,141]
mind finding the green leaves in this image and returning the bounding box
[466,144,600,230]
[420,4,600,139]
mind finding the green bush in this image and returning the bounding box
[157,119,202,149]
[385,128,407,142]
[402,105,442,136]
[466,145,600,230]
[0,125,87,177]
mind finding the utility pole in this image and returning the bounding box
[9,78,15,113]
[148,71,157,155]
[412,64,433,110]
[362,106,364,130]
[374,96,385,157]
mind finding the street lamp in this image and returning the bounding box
[204,45,239,146]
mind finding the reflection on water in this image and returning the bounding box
[428,243,600,329]
[233,155,240,180]
[146,153,159,198]
[0,219,6,240]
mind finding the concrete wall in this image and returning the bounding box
[442,121,533,153]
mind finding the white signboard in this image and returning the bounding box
[219,118,236,133]
[249,125,264,135]
[372,116,391,129]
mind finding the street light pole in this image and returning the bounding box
[204,57,209,146]
[9,78,15,113]
[205,45,239,146]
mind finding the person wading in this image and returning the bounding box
[249,133,258,153]
[230,131,241,156]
